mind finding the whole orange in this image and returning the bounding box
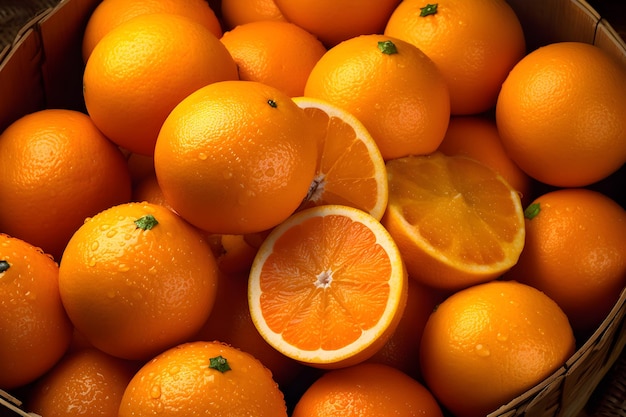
[272,0,401,47]
[420,280,576,417]
[0,234,73,389]
[154,80,318,235]
[496,41,626,187]
[385,0,525,115]
[59,202,219,361]
[304,35,450,160]
[26,348,139,417]
[0,109,131,261]
[292,363,444,417]
[220,20,327,97]
[504,188,626,339]
[119,341,288,417]
[83,13,238,156]
[220,0,286,30]
[81,0,223,62]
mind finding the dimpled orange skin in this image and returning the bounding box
[154,80,319,235]
[58,202,219,361]
[496,41,626,187]
[0,234,73,389]
[118,341,288,417]
[505,188,626,338]
[83,13,239,156]
[304,34,450,161]
[420,280,576,417]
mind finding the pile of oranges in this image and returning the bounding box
[1,0,625,416]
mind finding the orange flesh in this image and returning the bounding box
[301,107,380,212]
[258,214,392,351]
[389,156,520,266]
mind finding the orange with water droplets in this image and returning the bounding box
[0,234,73,389]
[305,35,450,160]
[420,280,576,417]
[154,80,318,235]
[59,202,219,361]
[118,341,288,417]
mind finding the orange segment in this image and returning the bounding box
[248,204,407,368]
[382,152,525,290]
[294,97,388,220]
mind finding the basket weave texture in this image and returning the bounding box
[0,1,624,417]
[0,0,61,53]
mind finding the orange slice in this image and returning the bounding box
[382,152,525,290]
[248,204,407,368]
[293,96,388,220]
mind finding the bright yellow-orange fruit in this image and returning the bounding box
[504,188,626,338]
[0,234,73,389]
[0,109,131,260]
[59,202,219,361]
[273,0,401,47]
[293,96,388,220]
[26,348,139,417]
[496,41,626,187]
[305,35,450,160]
[382,152,525,290]
[154,80,318,235]
[220,20,327,97]
[83,13,238,156]
[420,280,576,417]
[248,204,408,369]
[385,0,525,115]
[220,0,286,29]
[119,341,288,417]
[292,363,444,417]
[82,0,223,61]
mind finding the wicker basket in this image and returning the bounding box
[0,1,624,416]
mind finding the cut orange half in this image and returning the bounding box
[293,97,388,220]
[382,152,525,291]
[248,204,407,368]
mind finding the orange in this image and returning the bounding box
[83,13,238,156]
[384,0,525,115]
[131,174,175,212]
[118,340,288,417]
[293,96,388,220]
[213,234,259,275]
[248,204,408,368]
[220,21,327,97]
[126,152,156,187]
[292,362,444,417]
[58,202,219,361]
[26,348,139,417]
[366,280,445,380]
[82,0,223,62]
[504,188,626,339]
[419,280,576,417]
[0,234,73,389]
[496,41,626,187]
[154,80,318,235]
[437,115,533,206]
[272,0,401,47]
[192,270,304,387]
[0,109,131,261]
[382,152,525,291]
[221,0,286,30]
[304,35,450,160]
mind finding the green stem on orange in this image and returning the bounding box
[420,3,438,17]
[134,214,159,230]
[378,40,398,55]
[0,260,9,273]
[524,203,541,220]
[209,355,231,373]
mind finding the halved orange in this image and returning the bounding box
[382,152,525,290]
[293,97,388,220]
[248,204,407,368]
